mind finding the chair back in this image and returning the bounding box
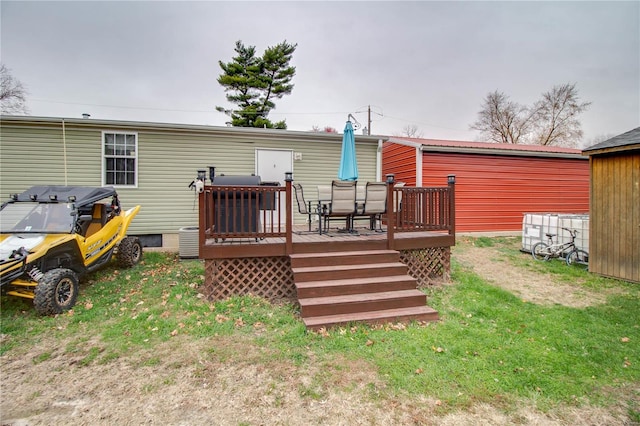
[317,185,331,203]
[363,182,387,214]
[292,184,309,214]
[330,180,357,214]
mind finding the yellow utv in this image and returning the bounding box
[0,186,141,315]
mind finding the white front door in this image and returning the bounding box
[256,149,293,225]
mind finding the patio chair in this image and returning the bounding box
[356,185,366,203]
[316,185,331,226]
[293,183,317,233]
[319,180,357,234]
[317,185,331,205]
[354,182,387,231]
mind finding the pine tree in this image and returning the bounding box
[216,40,296,129]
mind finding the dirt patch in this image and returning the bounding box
[1,334,632,426]
[1,240,634,425]
[0,335,426,425]
[453,237,609,308]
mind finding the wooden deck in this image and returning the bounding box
[201,226,454,258]
[198,179,456,259]
[197,178,456,329]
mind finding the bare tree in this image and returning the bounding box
[471,84,590,147]
[530,83,591,147]
[470,91,533,144]
[401,124,424,138]
[1,64,29,115]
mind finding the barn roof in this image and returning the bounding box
[388,137,585,159]
[582,127,640,155]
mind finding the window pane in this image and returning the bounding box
[116,158,126,171]
[126,135,136,156]
[104,133,136,186]
[105,133,115,155]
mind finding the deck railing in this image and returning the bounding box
[391,187,453,232]
[198,176,455,255]
[198,184,288,240]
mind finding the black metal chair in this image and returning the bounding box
[293,183,317,233]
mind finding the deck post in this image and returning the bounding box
[285,172,293,254]
[385,174,395,250]
[198,189,206,258]
[447,175,456,238]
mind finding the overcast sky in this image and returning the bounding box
[1,1,638,146]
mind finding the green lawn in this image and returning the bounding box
[1,241,638,418]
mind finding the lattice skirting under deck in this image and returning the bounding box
[202,248,450,301]
[202,257,295,302]
[399,247,451,288]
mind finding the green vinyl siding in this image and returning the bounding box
[0,123,67,187]
[1,117,382,235]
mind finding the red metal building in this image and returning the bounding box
[383,138,590,233]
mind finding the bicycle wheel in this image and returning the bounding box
[532,242,551,261]
[566,249,589,269]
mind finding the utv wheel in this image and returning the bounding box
[34,268,79,315]
[117,236,143,267]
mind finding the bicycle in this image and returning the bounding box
[531,228,589,269]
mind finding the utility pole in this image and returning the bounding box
[367,105,371,135]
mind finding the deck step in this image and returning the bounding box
[299,289,426,317]
[296,275,417,298]
[292,262,406,282]
[303,306,439,330]
[292,248,438,330]
[290,250,399,267]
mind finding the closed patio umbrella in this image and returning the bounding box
[338,120,358,181]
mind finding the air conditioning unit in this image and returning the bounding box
[178,226,199,259]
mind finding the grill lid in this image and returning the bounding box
[212,175,262,186]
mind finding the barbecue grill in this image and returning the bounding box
[210,175,279,236]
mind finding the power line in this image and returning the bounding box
[30,98,354,116]
[382,113,468,133]
[30,97,469,133]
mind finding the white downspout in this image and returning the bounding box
[416,146,423,187]
[62,119,68,185]
[376,139,383,181]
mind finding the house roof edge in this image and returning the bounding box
[0,115,387,144]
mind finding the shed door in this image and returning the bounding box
[256,149,293,225]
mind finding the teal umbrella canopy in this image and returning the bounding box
[338,121,358,181]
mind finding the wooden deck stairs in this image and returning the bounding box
[290,249,439,330]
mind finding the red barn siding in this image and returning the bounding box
[421,153,590,232]
[382,142,417,186]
